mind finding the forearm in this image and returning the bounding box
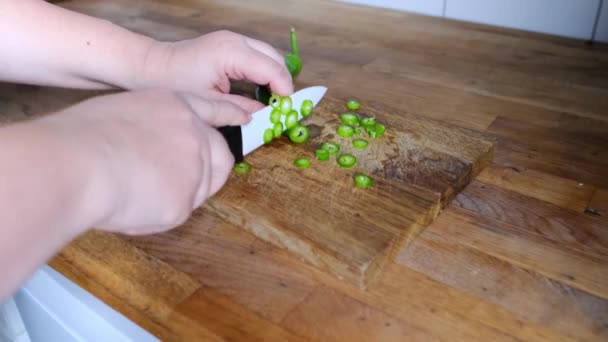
[0,0,154,89]
[0,117,111,300]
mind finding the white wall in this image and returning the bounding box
[595,1,608,42]
[338,0,607,42]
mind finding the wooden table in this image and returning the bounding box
[3,0,608,340]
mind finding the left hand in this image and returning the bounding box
[134,30,294,114]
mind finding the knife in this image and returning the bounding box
[218,86,328,162]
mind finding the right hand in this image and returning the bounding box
[41,89,247,235]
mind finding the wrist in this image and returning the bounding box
[131,39,176,91]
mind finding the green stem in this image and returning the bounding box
[290,27,299,56]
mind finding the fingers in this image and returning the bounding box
[206,128,235,197]
[180,93,250,127]
[218,93,264,114]
[226,43,294,96]
[244,37,285,67]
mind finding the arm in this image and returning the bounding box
[0,0,293,110]
[0,89,247,301]
[0,0,151,89]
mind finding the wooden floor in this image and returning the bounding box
[4,0,608,340]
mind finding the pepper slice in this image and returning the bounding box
[340,113,360,126]
[269,94,281,109]
[346,99,361,111]
[270,109,282,124]
[294,157,311,169]
[368,130,378,139]
[288,125,310,144]
[375,124,386,137]
[301,99,313,117]
[354,126,362,136]
[361,117,377,130]
[337,124,355,138]
[315,148,330,161]
[352,139,369,149]
[280,96,293,114]
[273,122,284,138]
[337,154,357,168]
[285,110,299,130]
[263,128,274,144]
[233,161,252,174]
[353,173,373,188]
[321,142,340,155]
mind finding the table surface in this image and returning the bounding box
[4,0,608,340]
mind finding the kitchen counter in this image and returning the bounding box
[2,0,608,340]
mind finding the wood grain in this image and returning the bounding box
[206,95,493,287]
[2,0,608,340]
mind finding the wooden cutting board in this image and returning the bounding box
[206,93,495,288]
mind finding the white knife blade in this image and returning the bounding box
[241,86,328,155]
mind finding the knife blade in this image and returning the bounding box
[218,86,328,162]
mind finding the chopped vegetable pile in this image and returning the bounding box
[238,29,387,189]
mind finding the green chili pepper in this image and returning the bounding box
[353,173,373,188]
[301,99,313,117]
[273,122,284,138]
[284,27,302,78]
[321,142,340,155]
[337,154,357,168]
[263,128,274,144]
[337,124,355,138]
[285,110,298,130]
[233,161,252,174]
[375,124,386,137]
[315,148,330,161]
[280,96,293,114]
[346,99,360,111]
[270,109,282,124]
[269,94,281,109]
[340,113,360,126]
[288,125,310,144]
[294,157,311,169]
[361,117,377,130]
[352,139,369,149]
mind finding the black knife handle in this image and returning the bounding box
[217,126,244,163]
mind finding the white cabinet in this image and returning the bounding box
[445,0,600,40]
[337,0,445,17]
[594,2,608,42]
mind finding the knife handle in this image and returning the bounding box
[217,126,244,163]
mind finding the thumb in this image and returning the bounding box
[179,93,250,127]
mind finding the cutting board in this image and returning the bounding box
[206,94,495,288]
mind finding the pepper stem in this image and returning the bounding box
[290,27,299,56]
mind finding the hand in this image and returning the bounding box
[135,30,294,114]
[42,89,246,235]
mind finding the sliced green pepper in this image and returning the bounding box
[315,148,330,161]
[361,117,377,130]
[233,161,252,174]
[353,173,373,188]
[269,94,281,109]
[263,128,274,144]
[301,99,313,117]
[340,113,360,126]
[346,99,360,111]
[280,96,293,114]
[337,124,355,138]
[337,154,357,168]
[288,125,310,144]
[354,126,362,136]
[294,157,311,169]
[285,110,299,130]
[375,124,386,137]
[321,142,340,155]
[270,109,282,124]
[352,139,369,149]
[368,130,378,139]
[273,122,284,138]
